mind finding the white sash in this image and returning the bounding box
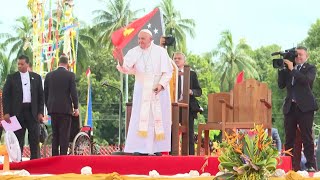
[137,73,165,141]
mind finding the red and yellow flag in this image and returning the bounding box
[111,8,163,54]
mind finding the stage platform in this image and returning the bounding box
[0,155,292,175]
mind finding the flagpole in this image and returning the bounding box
[124,15,129,145]
[119,72,123,149]
[118,86,123,151]
[125,74,128,137]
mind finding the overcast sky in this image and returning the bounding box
[1,0,319,54]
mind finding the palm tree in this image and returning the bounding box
[0,51,12,88]
[75,24,96,75]
[92,0,142,49]
[1,16,33,62]
[158,0,195,53]
[212,30,259,91]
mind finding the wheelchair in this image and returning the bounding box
[42,115,98,157]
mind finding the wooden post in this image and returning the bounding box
[180,65,190,155]
[171,103,180,155]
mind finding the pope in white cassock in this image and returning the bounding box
[113,29,173,155]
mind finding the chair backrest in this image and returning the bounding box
[258,82,272,126]
[231,79,271,125]
[207,92,231,123]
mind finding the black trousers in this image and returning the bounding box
[178,109,196,155]
[15,103,40,160]
[284,102,316,169]
[51,114,72,156]
[189,113,196,155]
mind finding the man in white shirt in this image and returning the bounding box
[113,29,173,155]
[2,55,44,159]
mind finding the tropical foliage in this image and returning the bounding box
[1,16,33,61]
[0,51,12,88]
[157,0,195,54]
[92,0,142,49]
[304,19,320,50]
[212,30,259,91]
[215,125,283,180]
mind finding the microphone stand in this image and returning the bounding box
[103,83,123,151]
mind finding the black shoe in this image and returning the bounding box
[111,151,127,155]
[154,152,162,156]
[306,167,316,172]
[132,152,149,156]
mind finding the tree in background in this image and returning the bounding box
[185,53,220,141]
[0,51,12,88]
[0,16,33,69]
[305,47,320,131]
[158,0,195,54]
[252,45,286,141]
[74,25,96,76]
[212,30,259,91]
[304,19,320,50]
[92,0,142,49]
[302,20,320,135]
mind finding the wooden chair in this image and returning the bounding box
[197,79,272,155]
[220,79,272,137]
[197,92,231,155]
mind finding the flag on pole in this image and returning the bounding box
[111,8,164,54]
[235,71,245,84]
[84,67,93,128]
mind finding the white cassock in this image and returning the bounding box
[117,42,173,154]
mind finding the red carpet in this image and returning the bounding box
[0,155,292,175]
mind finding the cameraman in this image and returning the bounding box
[278,46,318,172]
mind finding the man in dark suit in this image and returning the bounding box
[278,46,318,172]
[2,55,44,159]
[44,54,79,156]
[173,52,202,155]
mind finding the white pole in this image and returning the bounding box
[119,73,123,148]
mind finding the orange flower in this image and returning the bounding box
[233,144,243,154]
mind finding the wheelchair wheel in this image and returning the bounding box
[72,132,91,155]
[42,133,53,158]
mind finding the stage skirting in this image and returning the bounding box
[0,155,292,176]
[0,172,318,180]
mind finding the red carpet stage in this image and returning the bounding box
[0,155,292,175]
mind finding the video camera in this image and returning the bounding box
[162,35,176,46]
[271,47,297,68]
